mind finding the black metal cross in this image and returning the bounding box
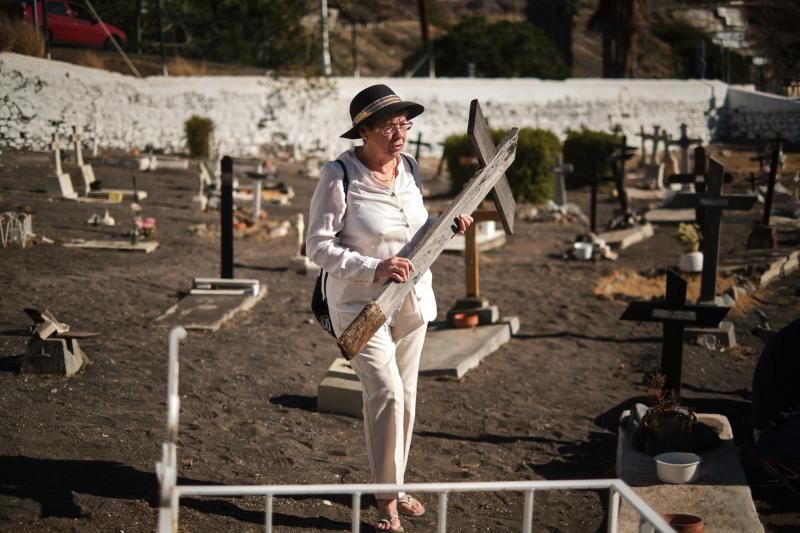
[620,270,730,395]
[670,158,757,303]
[407,132,432,161]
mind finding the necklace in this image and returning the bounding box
[371,157,397,184]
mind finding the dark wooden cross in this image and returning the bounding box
[220,156,234,279]
[637,125,662,166]
[666,145,707,227]
[620,270,730,395]
[669,158,757,303]
[337,102,518,359]
[607,135,637,217]
[571,159,615,233]
[664,123,703,174]
[408,132,433,161]
[747,140,782,249]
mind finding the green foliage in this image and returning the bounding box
[653,22,752,84]
[562,128,621,179]
[92,1,314,72]
[443,127,561,204]
[184,115,214,158]
[400,16,570,78]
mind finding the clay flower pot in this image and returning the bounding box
[679,251,703,273]
[662,513,704,533]
[452,312,479,328]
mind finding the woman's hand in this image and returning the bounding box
[375,256,415,283]
[451,213,474,235]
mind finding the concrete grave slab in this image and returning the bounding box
[420,317,519,378]
[317,358,363,419]
[616,411,763,533]
[719,249,799,288]
[598,222,654,250]
[624,187,664,201]
[62,239,159,253]
[644,208,696,224]
[154,285,266,331]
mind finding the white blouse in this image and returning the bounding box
[306,149,436,335]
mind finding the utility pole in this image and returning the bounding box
[320,0,332,76]
[418,0,434,78]
[41,0,50,59]
[351,20,359,77]
[157,0,167,76]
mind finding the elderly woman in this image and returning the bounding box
[306,84,472,532]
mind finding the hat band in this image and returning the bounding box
[352,95,402,126]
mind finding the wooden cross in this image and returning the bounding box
[551,157,572,207]
[670,158,757,303]
[71,125,85,167]
[637,125,661,166]
[51,133,65,176]
[220,156,234,279]
[666,145,708,227]
[408,132,432,161]
[620,270,729,395]
[664,124,702,174]
[337,103,518,359]
[570,159,615,233]
[607,135,637,218]
[761,139,781,227]
[747,140,782,249]
[451,101,517,310]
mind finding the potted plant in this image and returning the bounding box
[674,223,703,273]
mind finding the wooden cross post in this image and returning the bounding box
[665,124,702,174]
[666,145,708,227]
[337,103,518,360]
[620,270,730,395]
[449,100,517,314]
[747,140,781,249]
[649,125,662,166]
[220,156,234,279]
[408,132,432,161]
[670,158,757,303]
[551,157,572,208]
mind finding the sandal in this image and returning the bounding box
[397,494,425,517]
[375,514,404,532]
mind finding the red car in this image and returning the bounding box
[18,0,128,50]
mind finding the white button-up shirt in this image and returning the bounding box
[306,149,436,335]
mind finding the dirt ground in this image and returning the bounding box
[0,143,798,532]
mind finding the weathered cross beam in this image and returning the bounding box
[620,270,729,395]
[467,100,516,235]
[337,121,519,359]
[670,158,757,303]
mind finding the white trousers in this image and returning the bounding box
[348,295,428,499]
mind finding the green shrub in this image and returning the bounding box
[562,127,621,180]
[184,116,214,158]
[399,16,570,79]
[443,127,561,204]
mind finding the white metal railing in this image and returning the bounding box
[157,327,675,533]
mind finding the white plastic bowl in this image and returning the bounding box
[655,452,702,484]
[573,242,593,260]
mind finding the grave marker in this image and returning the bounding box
[747,139,781,249]
[337,104,518,360]
[408,132,432,161]
[620,270,729,395]
[50,133,78,199]
[663,124,703,174]
[670,158,757,304]
[220,156,234,279]
[71,126,148,201]
[551,157,572,207]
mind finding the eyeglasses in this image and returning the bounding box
[376,121,413,137]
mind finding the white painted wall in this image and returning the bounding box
[1,52,795,159]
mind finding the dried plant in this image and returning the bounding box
[76,51,105,70]
[673,223,701,253]
[0,16,45,57]
[646,372,680,414]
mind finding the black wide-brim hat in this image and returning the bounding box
[340,84,424,139]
